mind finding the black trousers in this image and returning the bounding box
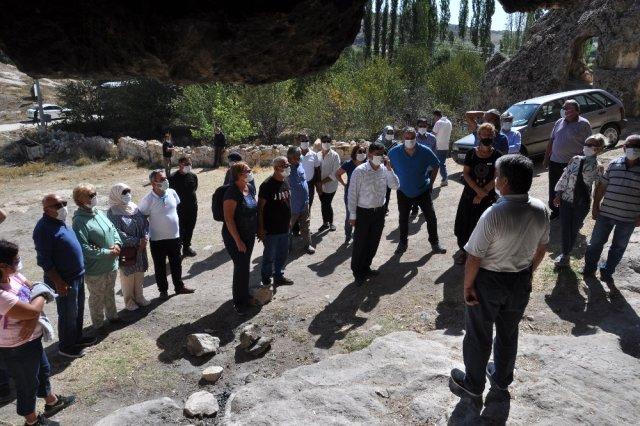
[214,146,224,167]
[463,267,532,394]
[384,187,391,212]
[319,191,336,224]
[351,207,386,279]
[397,189,439,245]
[178,204,197,249]
[150,238,185,293]
[308,180,316,208]
[548,161,567,215]
[222,229,255,307]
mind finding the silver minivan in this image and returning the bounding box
[452,88,627,164]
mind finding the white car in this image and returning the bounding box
[26,104,71,121]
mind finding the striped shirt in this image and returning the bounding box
[599,156,640,222]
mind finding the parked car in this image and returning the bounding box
[26,104,71,122]
[451,88,627,164]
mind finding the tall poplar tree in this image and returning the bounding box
[363,0,373,59]
[458,0,469,40]
[470,0,481,47]
[439,0,450,42]
[373,0,383,55]
[388,0,399,57]
[381,1,389,56]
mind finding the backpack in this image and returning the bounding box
[211,184,230,222]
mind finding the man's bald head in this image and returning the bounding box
[42,194,61,208]
[42,194,66,219]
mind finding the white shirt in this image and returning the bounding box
[301,150,321,182]
[319,149,341,194]
[465,194,550,272]
[137,189,181,241]
[348,161,399,219]
[433,117,453,150]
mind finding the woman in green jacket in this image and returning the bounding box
[72,183,122,331]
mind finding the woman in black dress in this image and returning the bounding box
[453,123,502,265]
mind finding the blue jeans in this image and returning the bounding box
[584,215,636,278]
[0,338,51,416]
[435,149,448,181]
[261,233,289,281]
[54,275,85,351]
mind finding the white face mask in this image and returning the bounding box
[15,259,23,272]
[418,127,427,135]
[560,108,566,118]
[583,146,596,157]
[159,180,169,191]
[626,147,640,161]
[502,122,512,131]
[300,142,309,150]
[87,196,98,209]
[247,172,255,182]
[322,142,331,151]
[371,155,383,166]
[404,139,416,149]
[356,153,366,162]
[282,167,291,177]
[57,206,68,222]
[385,134,393,141]
[183,165,192,174]
[121,193,132,204]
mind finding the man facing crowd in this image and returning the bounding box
[432,110,453,186]
[169,157,199,257]
[348,142,399,286]
[466,109,509,155]
[449,154,549,404]
[287,146,315,254]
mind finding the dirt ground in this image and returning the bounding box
[0,135,639,424]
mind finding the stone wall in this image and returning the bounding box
[116,137,359,168]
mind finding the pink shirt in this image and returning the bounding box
[0,273,43,348]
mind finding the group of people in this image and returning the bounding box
[1,101,639,423]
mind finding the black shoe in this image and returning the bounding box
[58,346,85,359]
[44,394,76,418]
[234,304,249,316]
[24,414,54,425]
[449,368,483,404]
[77,335,97,348]
[486,362,508,391]
[183,247,197,257]
[409,212,418,219]
[431,243,447,254]
[175,286,195,295]
[355,277,366,287]
[344,235,352,244]
[550,211,560,221]
[580,267,596,278]
[395,242,407,255]
[365,268,380,277]
[328,223,337,232]
[318,223,329,232]
[599,268,614,285]
[274,276,294,286]
[159,291,169,300]
[305,245,316,255]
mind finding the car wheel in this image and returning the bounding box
[601,124,620,148]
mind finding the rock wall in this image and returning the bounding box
[481,0,640,117]
[116,137,358,168]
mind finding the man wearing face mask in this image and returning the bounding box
[544,99,592,219]
[138,170,195,300]
[169,157,199,257]
[72,183,123,333]
[33,194,95,358]
[500,112,522,154]
[162,131,175,177]
[388,127,446,255]
[376,125,398,215]
[348,142,399,286]
[416,118,437,151]
[258,156,293,287]
[298,133,322,209]
[287,146,315,254]
[583,135,640,285]
[432,110,453,186]
[466,109,509,155]
[318,135,341,232]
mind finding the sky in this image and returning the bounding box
[448,0,510,31]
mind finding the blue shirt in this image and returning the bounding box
[287,163,309,214]
[341,160,358,200]
[33,214,85,283]
[416,132,437,151]
[502,129,522,154]
[388,144,440,198]
[474,131,509,155]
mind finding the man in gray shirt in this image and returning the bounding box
[449,154,550,405]
[544,99,592,219]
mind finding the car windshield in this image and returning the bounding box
[505,104,539,127]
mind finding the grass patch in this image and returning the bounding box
[0,161,58,179]
[74,156,93,167]
[341,332,375,353]
[62,331,180,406]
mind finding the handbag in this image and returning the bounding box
[119,246,138,268]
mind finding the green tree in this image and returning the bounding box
[363,1,373,59]
[243,81,297,144]
[439,0,450,42]
[458,0,469,40]
[427,49,485,109]
[470,0,481,47]
[373,0,383,55]
[388,0,399,57]
[57,81,102,128]
[480,0,495,56]
[381,1,389,56]
[398,0,411,46]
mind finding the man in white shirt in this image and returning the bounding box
[293,133,322,237]
[317,135,341,232]
[432,110,453,186]
[138,170,195,299]
[348,142,399,286]
[449,154,549,405]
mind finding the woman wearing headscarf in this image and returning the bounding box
[107,183,150,311]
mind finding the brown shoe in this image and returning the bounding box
[175,287,195,295]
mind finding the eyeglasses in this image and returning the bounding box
[46,201,67,209]
[89,193,97,198]
[121,189,131,195]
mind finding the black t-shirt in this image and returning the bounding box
[463,149,502,198]
[259,177,291,235]
[213,132,226,147]
[169,171,198,207]
[162,141,174,158]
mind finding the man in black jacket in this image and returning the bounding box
[213,126,226,168]
[169,157,199,257]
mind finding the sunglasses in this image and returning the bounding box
[46,201,67,209]
[89,193,97,198]
[121,189,131,195]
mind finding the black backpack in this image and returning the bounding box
[211,184,230,222]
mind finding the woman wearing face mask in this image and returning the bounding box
[336,143,367,244]
[317,135,341,232]
[71,183,123,331]
[222,162,258,315]
[0,240,76,425]
[107,183,151,311]
[453,123,502,265]
[552,134,606,268]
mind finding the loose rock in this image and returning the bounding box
[95,397,182,425]
[250,286,273,306]
[202,366,223,383]
[245,336,273,357]
[186,334,220,357]
[239,324,261,349]
[184,391,219,418]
